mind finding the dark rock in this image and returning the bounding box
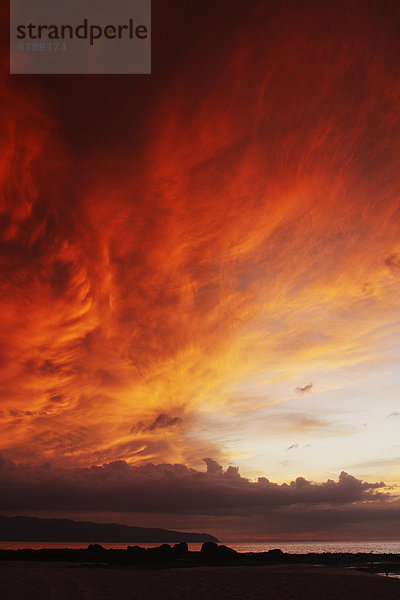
[201,541,219,555]
[147,544,172,556]
[127,545,146,554]
[159,544,171,551]
[87,543,105,551]
[173,542,188,553]
[218,544,237,557]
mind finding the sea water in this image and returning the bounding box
[1,540,400,553]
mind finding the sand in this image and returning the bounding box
[1,561,400,600]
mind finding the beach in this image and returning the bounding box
[1,562,400,600]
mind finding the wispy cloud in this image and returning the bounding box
[296,384,313,395]
[286,443,299,451]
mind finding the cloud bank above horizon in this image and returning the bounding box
[1,455,398,540]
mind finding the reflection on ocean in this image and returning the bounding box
[1,540,400,554]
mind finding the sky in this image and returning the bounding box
[1,0,400,541]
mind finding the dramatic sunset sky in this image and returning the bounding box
[1,0,400,540]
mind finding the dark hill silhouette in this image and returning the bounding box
[0,515,219,543]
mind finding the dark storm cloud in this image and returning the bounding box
[147,413,183,432]
[203,457,224,474]
[0,456,386,515]
[131,413,183,433]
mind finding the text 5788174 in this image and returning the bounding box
[17,42,67,52]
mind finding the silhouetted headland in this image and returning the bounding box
[0,516,218,543]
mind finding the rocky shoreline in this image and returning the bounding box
[1,542,399,575]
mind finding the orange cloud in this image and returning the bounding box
[1,0,400,487]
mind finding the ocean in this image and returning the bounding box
[1,540,400,553]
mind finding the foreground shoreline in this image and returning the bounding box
[1,542,400,576]
[1,560,400,600]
